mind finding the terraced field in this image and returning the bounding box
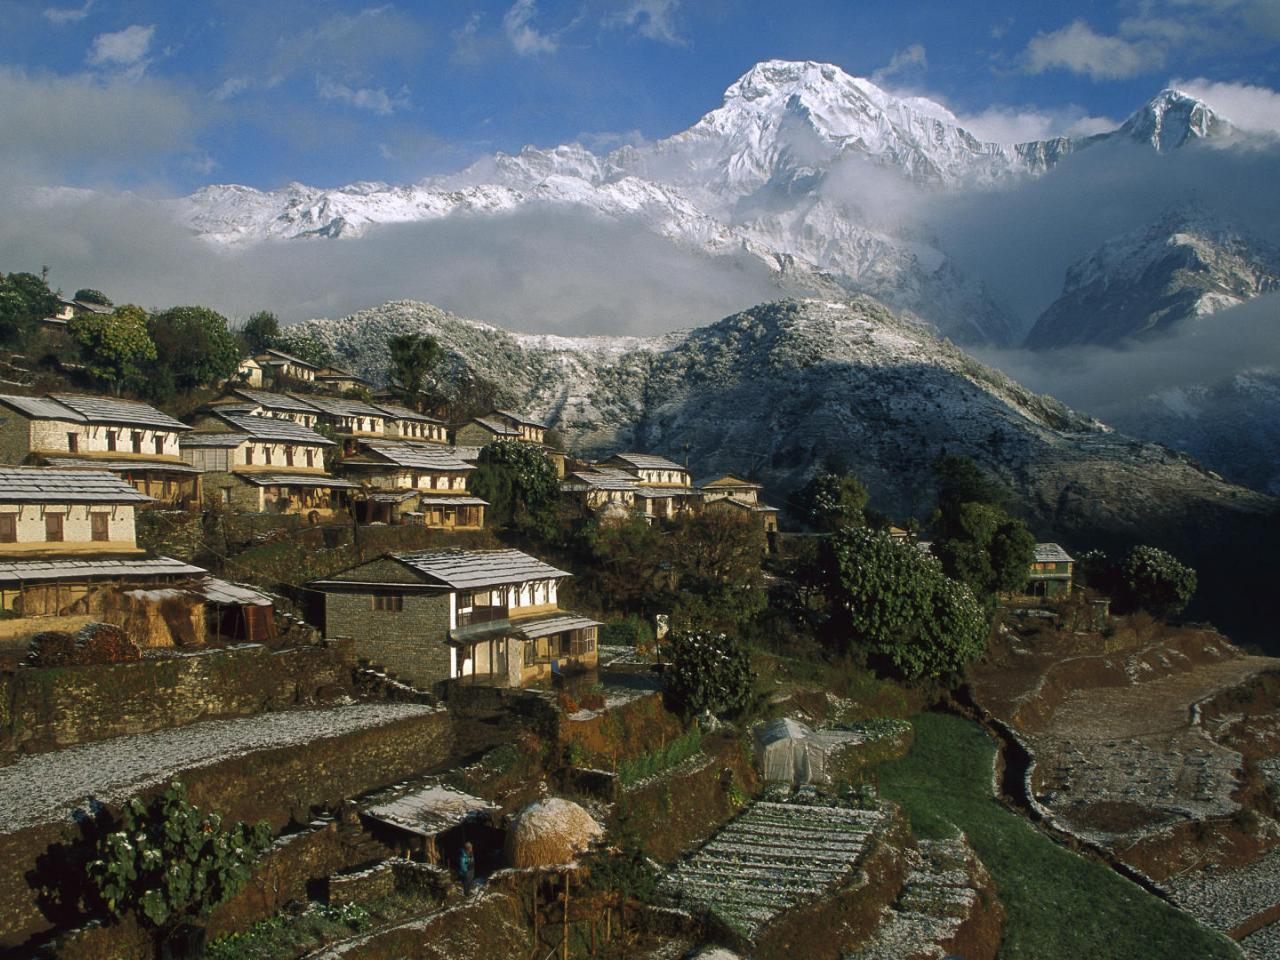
[662,798,888,939]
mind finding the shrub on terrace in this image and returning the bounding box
[663,630,754,719]
[1119,545,1197,619]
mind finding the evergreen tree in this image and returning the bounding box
[68,304,157,394]
[147,306,240,396]
[387,333,441,405]
[794,471,869,532]
[241,310,280,354]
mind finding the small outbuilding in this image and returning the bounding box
[753,718,864,787]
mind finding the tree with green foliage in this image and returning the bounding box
[794,471,869,532]
[387,333,441,405]
[669,508,766,632]
[275,334,334,369]
[68,304,157,395]
[663,629,754,719]
[147,306,240,397]
[1075,549,1117,594]
[469,440,560,537]
[73,288,112,306]
[587,516,673,615]
[87,780,271,932]
[933,501,1036,603]
[826,526,987,680]
[933,453,1009,522]
[1119,545,1197,618]
[0,271,57,343]
[241,310,280,354]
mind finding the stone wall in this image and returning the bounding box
[326,591,452,689]
[0,639,356,757]
[0,707,453,949]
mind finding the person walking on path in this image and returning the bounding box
[459,841,476,896]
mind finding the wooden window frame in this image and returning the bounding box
[45,512,64,543]
[370,593,404,612]
[90,512,110,542]
[0,513,15,543]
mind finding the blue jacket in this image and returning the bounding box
[459,850,474,875]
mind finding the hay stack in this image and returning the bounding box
[504,797,603,868]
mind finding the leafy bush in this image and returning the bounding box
[1119,545,1197,618]
[68,304,156,393]
[470,440,560,537]
[87,780,271,929]
[827,527,988,680]
[147,305,240,397]
[601,615,654,648]
[617,726,703,785]
[663,630,754,719]
[793,471,868,532]
[73,288,112,306]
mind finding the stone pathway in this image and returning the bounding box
[0,702,440,834]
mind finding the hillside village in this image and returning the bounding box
[0,273,1278,960]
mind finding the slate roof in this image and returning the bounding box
[563,472,638,491]
[0,556,204,586]
[0,467,153,503]
[49,394,189,431]
[608,452,686,472]
[416,495,488,506]
[494,409,549,429]
[1034,543,1074,564]
[361,441,473,472]
[213,413,332,445]
[230,388,319,414]
[372,402,442,424]
[516,613,601,639]
[300,395,386,420]
[198,576,273,606]
[179,433,251,449]
[259,347,319,370]
[697,475,762,490]
[470,416,520,436]
[0,395,87,422]
[393,548,571,589]
[238,473,361,489]
[42,457,201,475]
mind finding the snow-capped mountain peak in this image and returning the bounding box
[1118,88,1233,152]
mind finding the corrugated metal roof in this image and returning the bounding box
[239,473,361,489]
[49,394,189,431]
[1034,542,1074,563]
[372,402,441,423]
[230,388,319,413]
[199,576,273,606]
[301,395,387,419]
[0,395,86,422]
[215,413,332,445]
[0,467,153,503]
[608,452,686,472]
[517,613,601,639]
[179,433,251,448]
[363,441,472,471]
[0,555,204,585]
[42,457,202,476]
[394,548,571,589]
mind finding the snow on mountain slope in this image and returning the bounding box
[1026,207,1280,349]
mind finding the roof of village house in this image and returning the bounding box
[516,613,602,639]
[360,490,419,504]
[211,413,333,445]
[449,445,483,464]
[258,347,320,369]
[0,467,153,504]
[357,441,472,472]
[416,495,488,506]
[563,471,639,491]
[56,297,112,315]
[42,456,201,475]
[697,474,762,490]
[363,783,496,838]
[393,548,571,589]
[1034,542,1074,563]
[238,473,362,489]
[608,452,687,472]
[179,433,252,448]
[469,416,521,437]
[48,394,190,431]
[633,488,702,499]
[198,576,273,606]
[229,388,319,414]
[297,395,387,420]
[315,366,372,384]
[0,395,89,421]
[0,555,204,586]
[494,409,550,430]
[709,496,779,513]
[371,402,443,424]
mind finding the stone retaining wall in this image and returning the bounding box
[0,639,356,758]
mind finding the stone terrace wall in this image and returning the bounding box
[0,708,452,948]
[0,639,356,757]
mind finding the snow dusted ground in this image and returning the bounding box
[0,703,439,834]
[1163,847,1280,937]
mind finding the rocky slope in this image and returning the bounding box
[1027,207,1280,349]
[289,297,1275,549]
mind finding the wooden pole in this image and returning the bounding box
[532,879,539,953]
[562,872,570,960]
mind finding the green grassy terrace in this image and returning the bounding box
[875,713,1240,960]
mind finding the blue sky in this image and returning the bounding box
[1,0,1278,192]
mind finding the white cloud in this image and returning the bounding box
[1172,77,1280,134]
[953,105,1117,144]
[44,0,93,25]
[606,0,685,45]
[316,77,411,116]
[1022,20,1164,80]
[86,24,155,69]
[504,0,557,56]
[873,43,928,83]
[451,12,487,64]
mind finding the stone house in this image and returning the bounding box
[1028,543,1074,598]
[698,474,780,536]
[492,410,549,444]
[0,466,205,615]
[604,452,691,489]
[311,548,600,690]
[453,414,522,448]
[340,441,486,529]
[180,412,358,517]
[41,296,112,329]
[223,388,321,428]
[560,470,639,511]
[253,347,319,385]
[301,396,388,453]
[0,393,201,509]
[372,402,449,444]
[313,365,372,395]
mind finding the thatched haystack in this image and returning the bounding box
[504,797,602,868]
